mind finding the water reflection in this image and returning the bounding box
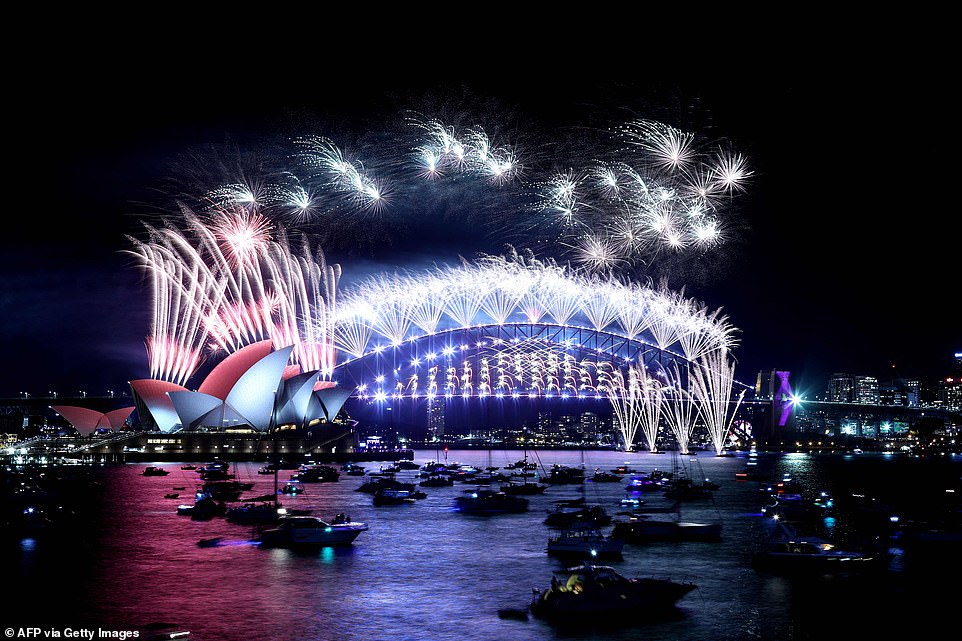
[4,450,960,641]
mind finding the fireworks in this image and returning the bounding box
[607,364,664,453]
[160,97,749,285]
[332,254,738,364]
[126,206,339,385]
[688,347,747,456]
[126,90,753,443]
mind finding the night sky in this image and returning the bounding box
[4,59,957,402]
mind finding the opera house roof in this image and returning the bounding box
[120,341,354,433]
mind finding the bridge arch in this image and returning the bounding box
[332,322,708,400]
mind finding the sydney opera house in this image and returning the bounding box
[51,340,364,462]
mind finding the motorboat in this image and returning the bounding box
[609,465,636,475]
[225,501,289,525]
[499,478,548,495]
[546,525,625,560]
[588,470,622,483]
[280,482,304,495]
[196,537,222,548]
[611,514,722,542]
[529,563,697,621]
[662,477,716,501]
[624,469,673,493]
[544,464,586,485]
[289,465,340,483]
[142,466,170,476]
[176,491,226,520]
[201,480,254,501]
[341,463,367,476]
[419,474,455,487]
[544,502,612,528]
[258,515,368,548]
[761,493,830,523]
[751,523,883,575]
[372,488,418,506]
[620,495,682,514]
[454,488,529,515]
[356,477,417,494]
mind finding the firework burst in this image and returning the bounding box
[150,91,750,287]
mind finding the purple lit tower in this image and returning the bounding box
[772,370,794,434]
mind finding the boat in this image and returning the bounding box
[196,536,222,548]
[544,464,586,485]
[419,474,455,487]
[529,563,697,621]
[142,466,170,476]
[544,502,612,528]
[225,501,289,524]
[176,490,227,520]
[619,494,682,513]
[341,463,367,476]
[454,488,529,515]
[662,476,716,501]
[499,450,547,495]
[289,464,340,483]
[280,482,304,495]
[751,523,883,575]
[372,488,418,506]
[201,480,254,501]
[588,469,622,483]
[624,469,673,493]
[258,460,302,475]
[499,478,548,495]
[356,476,417,494]
[761,493,831,524]
[660,452,719,500]
[258,515,368,548]
[546,525,625,560]
[196,460,230,475]
[611,511,722,542]
[180,464,197,471]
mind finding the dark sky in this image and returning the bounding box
[3,60,958,401]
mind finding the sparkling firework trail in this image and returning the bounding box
[332,253,738,366]
[160,95,750,286]
[689,347,747,456]
[126,206,339,384]
[133,92,753,395]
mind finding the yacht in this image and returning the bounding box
[454,488,529,515]
[546,525,625,560]
[751,524,883,575]
[529,563,697,621]
[258,515,368,548]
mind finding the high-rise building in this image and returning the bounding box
[827,373,855,403]
[942,377,962,410]
[855,376,879,405]
[900,378,920,407]
[426,397,445,441]
[755,370,775,400]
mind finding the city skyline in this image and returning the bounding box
[4,72,958,401]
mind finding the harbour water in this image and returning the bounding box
[5,449,962,641]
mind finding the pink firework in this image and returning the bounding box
[210,206,274,267]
